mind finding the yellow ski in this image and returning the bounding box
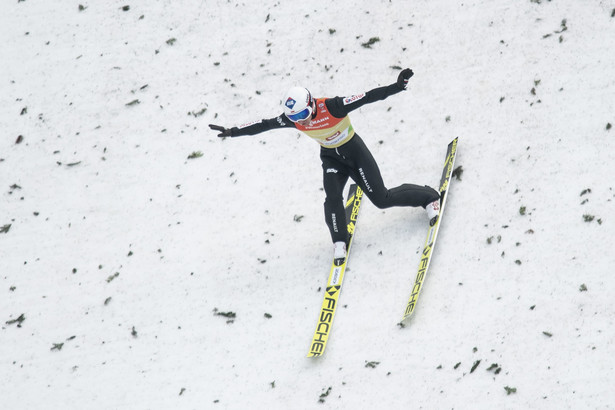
[402,138,458,322]
[307,184,363,357]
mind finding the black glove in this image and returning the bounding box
[397,68,414,90]
[209,124,233,137]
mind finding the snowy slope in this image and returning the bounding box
[2,1,614,409]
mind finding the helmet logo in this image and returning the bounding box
[285,97,296,109]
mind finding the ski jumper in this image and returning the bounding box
[226,82,439,244]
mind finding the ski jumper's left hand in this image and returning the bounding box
[397,68,414,90]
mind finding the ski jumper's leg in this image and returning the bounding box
[338,135,439,209]
[320,148,351,244]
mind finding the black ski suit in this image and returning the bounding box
[219,81,439,244]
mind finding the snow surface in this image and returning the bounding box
[2,1,615,409]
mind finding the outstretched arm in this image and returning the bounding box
[209,115,295,138]
[326,68,414,117]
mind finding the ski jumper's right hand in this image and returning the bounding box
[209,124,232,137]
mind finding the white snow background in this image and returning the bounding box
[2,1,615,409]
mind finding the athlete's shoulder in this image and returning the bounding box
[322,97,344,117]
[273,114,295,128]
[324,94,365,118]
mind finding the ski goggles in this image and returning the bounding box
[287,106,313,122]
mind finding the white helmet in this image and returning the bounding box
[283,86,314,122]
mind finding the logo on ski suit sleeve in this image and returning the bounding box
[343,94,365,105]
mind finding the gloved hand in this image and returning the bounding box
[209,124,232,137]
[397,68,414,90]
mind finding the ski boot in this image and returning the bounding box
[333,241,347,266]
[425,199,441,226]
